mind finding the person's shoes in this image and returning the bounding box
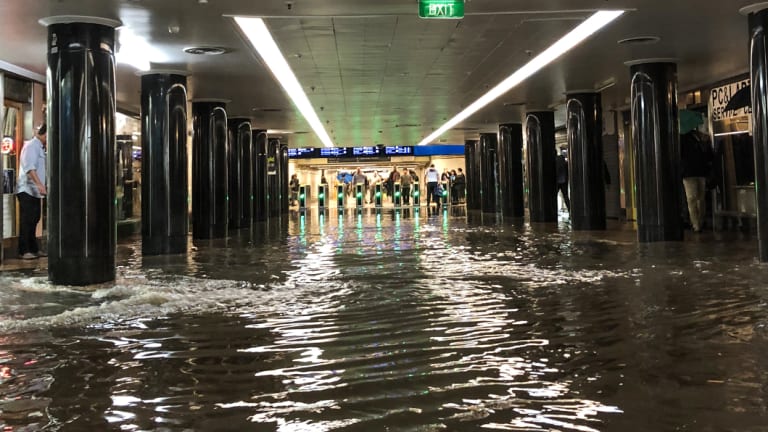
[36,251,47,257]
[20,253,37,260]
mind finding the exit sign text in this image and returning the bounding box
[419,0,464,19]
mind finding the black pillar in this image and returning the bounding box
[43,17,120,285]
[525,111,557,222]
[279,144,289,214]
[464,140,481,210]
[747,5,768,261]
[498,123,525,218]
[267,138,280,218]
[140,72,189,255]
[192,100,228,239]
[628,61,682,242]
[566,92,606,230]
[253,129,268,221]
[227,118,251,229]
[479,133,499,213]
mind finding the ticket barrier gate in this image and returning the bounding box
[337,184,345,208]
[393,183,402,208]
[374,184,383,208]
[413,184,420,207]
[355,184,364,208]
[318,185,327,211]
[298,185,309,211]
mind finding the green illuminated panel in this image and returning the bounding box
[419,0,464,19]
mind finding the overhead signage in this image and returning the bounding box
[419,0,464,19]
[320,147,349,158]
[385,146,413,155]
[353,146,380,156]
[1,137,13,155]
[287,147,318,159]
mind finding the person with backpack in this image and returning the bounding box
[424,164,440,207]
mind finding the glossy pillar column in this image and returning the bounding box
[279,144,289,214]
[628,61,682,242]
[43,17,120,285]
[479,133,499,213]
[140,72,189,255]
[253,130,268,221]
[747,5,768,260]
[267,138,280,218]
[464,140,481,210]
[566,92,606,230]
[525,111,557,222]
[498,123,525,218]
[226,118,249,230]
[192,101,228,239]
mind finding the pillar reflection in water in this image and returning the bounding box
[629,61,682,242]
[747,6,768,261]
[526,111,557,223]
[192,101,229,239]
[566,92,606,230]
[43,17,121,285]
[498,123,525,218]
[140,72,189,255]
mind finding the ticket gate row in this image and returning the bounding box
[298,182,453,211]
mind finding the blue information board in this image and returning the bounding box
[353,146,381,156]
[385,146,413,155]
[287,148,318,158]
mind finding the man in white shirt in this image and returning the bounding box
[16,124,47,260]
[424,163,439,207]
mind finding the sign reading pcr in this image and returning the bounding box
[419,0,464,19]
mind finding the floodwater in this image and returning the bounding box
[1,207,768,431]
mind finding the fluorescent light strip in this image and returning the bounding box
[234,17,334,148]
[713,130,750,137]
[416,10,624,146]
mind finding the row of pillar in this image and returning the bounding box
[43,18,289,286]
[464,63,680,240]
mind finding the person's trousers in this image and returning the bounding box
[683,177,706,232]
[426,182,437,205]
[557,182,570,211]
[17,192,41,255]
[402,186,411,204]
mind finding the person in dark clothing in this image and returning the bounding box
[454,168,466,203]
[556,153,570,212]
[681,130,713,232]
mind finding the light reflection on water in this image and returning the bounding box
[0,208,767,431]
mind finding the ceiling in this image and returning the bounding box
[0,0,757,147]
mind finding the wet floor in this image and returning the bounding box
[1,208,768,431]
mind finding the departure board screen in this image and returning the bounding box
[287,148,318,158]
[320,147,349,157]
[385,146,413,155]
[353,146,380,156]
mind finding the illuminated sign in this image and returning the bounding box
[1,137,13,154]
[353,146,380,156]
[385,146,413,155]
[287,147,318,158]
[419,0,464,19]
[320,147,349,157]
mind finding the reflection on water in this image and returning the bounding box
[1,208,768,431]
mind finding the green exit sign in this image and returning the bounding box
[419,0,464,19]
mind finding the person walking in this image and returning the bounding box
[400,168,412,205]
[681,129,713,232]
[556,152,570,212]
[16,124,47,260]
[454,168,466,203]
[424,164,440,207]
[289,174,300,206]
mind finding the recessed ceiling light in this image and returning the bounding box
[183,46,229,55]
[416,10,624,146]
[617,36,661,45]
[234,17,334,148]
